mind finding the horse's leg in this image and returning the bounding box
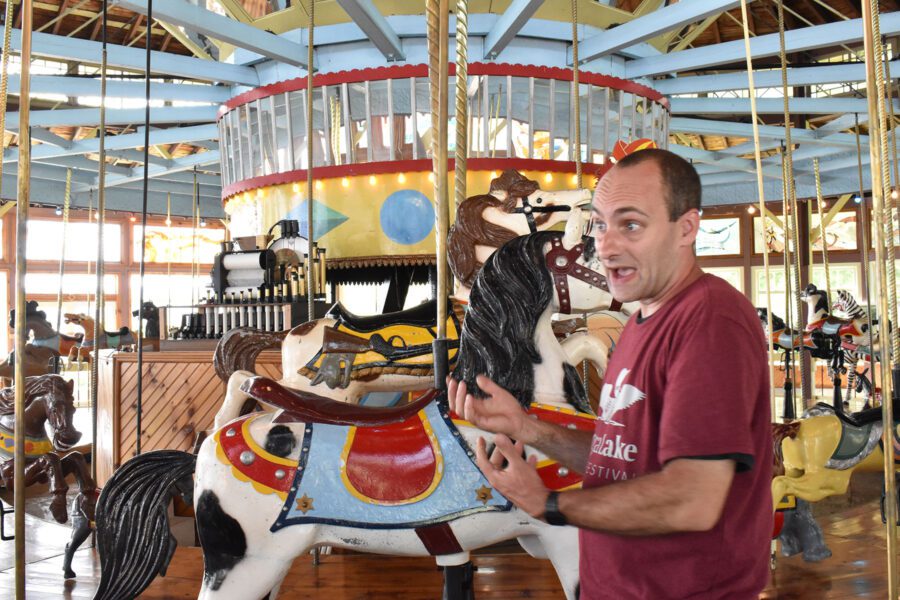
[63,493,93,579]
[28,454,70,523]
[214,370,257,430]
[528,524,581,600]
[60,452,97,493]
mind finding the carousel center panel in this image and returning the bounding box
[95,347,282,487]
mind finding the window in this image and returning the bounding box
[133,225,225,264]
[510,77,530,159]
[703,267,744,293]
[26,221,121,262]
[38,301,119,338]
[273,93,291,172]
[752,266,790,325]
[259,97,277,176]
[590,86,608,162]
[25,273,117,295]
[809,265,861,310]
[348,82,369,163]
[289,90,307,170]
[129,274,211,334]
[369,80,392,162]
[552,81,570,160]
[487,76,509,158]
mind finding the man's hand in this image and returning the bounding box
[475,434,548,519]
[447,375,530,441]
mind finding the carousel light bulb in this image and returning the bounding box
[55,206,63,216]
[544,173,553,183]
[398,173,407,184]
[747,205,757,214]
[427,172,434,183]
[368,175,376,185]
[256,188,264,198]
[165,218,172,226]
[200,219,207,227]
[341,177,350,188]
[292,183,300,193]
[854,195,863,204]
[490,171,498,179]
[129,215,136,222]
[315,180,323,190]
[893,189,899,200]
[570,174,578,185]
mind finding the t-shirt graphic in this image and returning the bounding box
[598,368,645,427]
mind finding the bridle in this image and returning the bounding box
[545,236,622,314]
[512,195,570,233]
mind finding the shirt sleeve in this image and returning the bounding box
[657,310,765,471]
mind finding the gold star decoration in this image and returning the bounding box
[475,485,493,505]
[296,494,315,514]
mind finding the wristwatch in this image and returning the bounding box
[544,491,568,526]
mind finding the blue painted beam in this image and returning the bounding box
[38,155,133,176]
[105,149,174,168]
[670,116,868,146]
[571,0,745,63]
[483,0,545,60]
[116,0,308,68]
[11,29,258,86]
[3,75,230,103]
[655,61,900,95]
[670,97,900,115]
[335,0,404,61]
[670,143,784,178]
[28,128,73,149]
[3,124,220,163]
[96,151,221,190]
[5,106,218,128]
[627,12,900,78]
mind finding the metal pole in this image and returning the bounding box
[13,0,33,594]
[454,0,468,209]
[571,0,581,187]
[813,159,831,302]
[861,1,898,596]
[855,114,877,372]
[306,0,316,321]
[738,0,777,419]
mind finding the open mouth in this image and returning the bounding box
[609,267,637,284]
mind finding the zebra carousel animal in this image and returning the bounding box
[93,211,608,599]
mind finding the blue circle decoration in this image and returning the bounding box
[380,189,435,245]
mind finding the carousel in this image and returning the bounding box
[1,0,900,598]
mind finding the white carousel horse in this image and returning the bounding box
[93,211,608,599]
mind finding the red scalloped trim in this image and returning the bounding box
[219,62,668,116]
[221,157,607,203]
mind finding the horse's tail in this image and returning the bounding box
[214,327,288,382]
[772,422,801,477]
[94,450,196,600]
[448,195,517,287]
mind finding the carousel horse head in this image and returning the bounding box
[756,307,788,334]
[0,375,80,450]
[9,300,50,331]
[132,301,160,338]
[64,313,93,329]
[800,284,830,322]
[448,169,592,292]
[453,208,611,411]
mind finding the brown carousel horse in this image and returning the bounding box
[0,374,95,523]
[64,312,135,362]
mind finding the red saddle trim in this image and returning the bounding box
[216,415,295,499]
[342,410,440,505]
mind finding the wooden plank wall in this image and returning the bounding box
[97,349,282,486]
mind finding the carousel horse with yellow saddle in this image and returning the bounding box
[0,374,98,578]
[93,210,610,600]
[64,312,135,363]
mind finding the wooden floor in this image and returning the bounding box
[0,499,896,599]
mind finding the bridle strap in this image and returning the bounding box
[513,196,570,233]
[546,237,611,314]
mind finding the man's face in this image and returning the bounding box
[590,160,698,305]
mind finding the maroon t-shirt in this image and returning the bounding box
[579,274,772,599]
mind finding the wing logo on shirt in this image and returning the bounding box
[598,368,646,427]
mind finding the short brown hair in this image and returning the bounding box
[614,148,701,221]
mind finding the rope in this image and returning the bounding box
[454,0,468,208]
[738,0,777,419]
[54,170,72,338]
[571,0,581,186]
[306,0,316,320]
[813,159,831,302]
[134,0,154,455]
[777,0,809,406]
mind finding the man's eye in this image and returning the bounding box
[592,221,606,233]
[624,222,641,232]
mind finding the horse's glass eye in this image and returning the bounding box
[535,197,543,204]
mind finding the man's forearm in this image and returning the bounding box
[522,419,593,474]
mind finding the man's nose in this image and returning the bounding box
[595,230,619,259]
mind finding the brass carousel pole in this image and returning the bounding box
[306,0,316,321]
[861,1,899,595]
[738,0,777,419]
[453,0,468,209]
[427,0,450,387]
[13,0,34,594]
[571,0,581,189]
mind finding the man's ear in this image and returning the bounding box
[679,209,701,247]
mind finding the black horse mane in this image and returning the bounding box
[0,374,72,416]
[451,231,588,412]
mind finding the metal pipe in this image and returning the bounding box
[813,159,831,301]
[13,0,33,593]
[306,0,316,321]
[571,0,581,187]
[855,115,876,377]
[454,0,468,209]
[738,0,778,420]
[861,1,899,595]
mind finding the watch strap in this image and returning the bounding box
[544,491,568,526]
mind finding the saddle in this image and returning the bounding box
[326,299,446,332]
[240,376,440,426]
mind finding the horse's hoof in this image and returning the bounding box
[50,496,69,524]
[63,568,76,579]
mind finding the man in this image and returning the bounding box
[449,149,772,599]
